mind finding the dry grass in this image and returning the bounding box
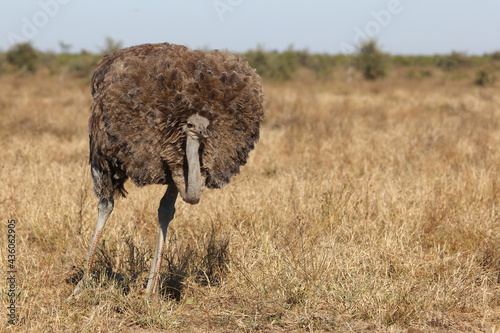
[0,69,499,332]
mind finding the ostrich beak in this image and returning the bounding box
[199,127,208,139]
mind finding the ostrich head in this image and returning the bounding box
[183,114,209,140]
[182,114,209,204]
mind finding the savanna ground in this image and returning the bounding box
[0,67,499,332]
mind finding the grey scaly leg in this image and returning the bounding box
[146,185,178,295]
[71,197,114,297]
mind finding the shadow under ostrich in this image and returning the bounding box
[71,43,264,296]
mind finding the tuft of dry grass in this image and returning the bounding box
[1,70,499,332]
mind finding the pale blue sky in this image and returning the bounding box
[1,0,499,55]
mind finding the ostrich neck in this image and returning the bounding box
[185,135,201,204]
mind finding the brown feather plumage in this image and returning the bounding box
[89,43,264,202]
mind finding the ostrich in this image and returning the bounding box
[72,43,264,296]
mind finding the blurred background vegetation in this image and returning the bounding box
[1,38,498,86]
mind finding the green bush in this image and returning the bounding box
[6,42,39,73]
[0,52,8,74]
[491,51,500,62]
[305,54,335,79]
[68,50,101,79]
[392,55,413,67]
[392,55,438,67]
[38,51,60,74]
[244,46,301,81]
[99,37,123,55]
[436,52,470,71]
[354,40,389,80]
[474,69,496,87]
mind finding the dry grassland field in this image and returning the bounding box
[0,67,499,332]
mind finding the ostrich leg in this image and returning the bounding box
[146,185,178,295]
[71,197,114,297]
